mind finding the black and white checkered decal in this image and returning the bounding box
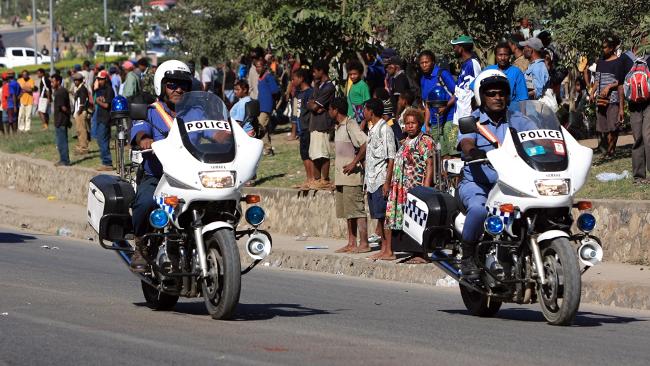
[485,205,520,225]
[403,193,429,244]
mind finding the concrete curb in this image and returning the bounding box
[4,207,649,311]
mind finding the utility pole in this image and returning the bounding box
[32,0,37,64]
[142,0,147,56]
[103,0,107,29]
[49,0,53,74]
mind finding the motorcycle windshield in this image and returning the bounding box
[176,91,236,164]
[509,100,568,172]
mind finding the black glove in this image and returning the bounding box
[467,148,487,161]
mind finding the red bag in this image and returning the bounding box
[624,56,650,103]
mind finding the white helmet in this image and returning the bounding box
[472,69,511,106]
[153,60,192,96]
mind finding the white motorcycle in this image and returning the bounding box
[87,91,272,320]
[393,100,602,325]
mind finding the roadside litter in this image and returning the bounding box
[305,246,329,250]
[596,170,629,182]
[56,227,72,237]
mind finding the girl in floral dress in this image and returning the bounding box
[369,108,434,261]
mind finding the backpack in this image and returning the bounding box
[623,52,650,103]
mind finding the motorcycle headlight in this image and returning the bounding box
[577,213,596,233]
[199,171,235,188]
[149,208,169,229]
[535,179,570,196]
[484,216,504,236]
[245,206,265,226]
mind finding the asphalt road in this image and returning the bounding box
[1,227,649,366]
[0,26,46,48]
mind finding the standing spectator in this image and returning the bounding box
[520,37,549,100]
[17,70,34,132]
[396,89,415,129]
[509,33,529,73]
[386,56,411,117]
[419,50,456,156]
[6,71,20,134]
[378,108,434,262]
[451,35,482,126]
[291,68,315,189]
[230,80,254,136]
[36,68,51,130]
[50,74,70,167]
[591,35,625,159]
[484,42,528,111]
[121,60,140,100]
[365,53,386,95]
[329,97,370,254]
[622,31,650,183]
[139,58,156,102]
[187,60,203,91]
[247,48,264,99]
[346,60,371,124]
[109,66,121,97]
[364,98,396,259]
[222,61,237,105]
[82,61,95,95]
[200,56,217,92]
[307,60,336,189]
[72,72,90,155]
[93,70,115,171]
[255,58,280,155]
[519,17,533,40]
[0,73,5,135]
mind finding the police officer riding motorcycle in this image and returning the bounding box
[129,60,194,272]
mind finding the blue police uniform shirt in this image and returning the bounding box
[484,64,528,112]
[130,103,173,178]
[257,72,279,114]
[458,109,535,185]
[525,59,549,99]
[420,65,456,127]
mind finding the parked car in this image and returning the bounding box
[93,41,136,58]
[0,47,51,68]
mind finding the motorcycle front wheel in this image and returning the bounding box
[202,229,241,320]
[537,237,581,326]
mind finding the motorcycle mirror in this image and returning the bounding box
[130,103,148,120]
[244,100,260,120]
[458,116,478,134]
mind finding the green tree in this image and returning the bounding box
[54,0,129,43]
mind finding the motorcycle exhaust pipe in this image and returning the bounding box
[246,232,272,260]
[578,238,603,267]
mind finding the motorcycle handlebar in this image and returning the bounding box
[463,158,489,165]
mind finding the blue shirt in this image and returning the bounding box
[130,104,173,178]
[111,74,121,97]
[525,59,549,99]
[7,80,21,109]
[420,65,456,126]
[230,96,254,134]
[484,64,528,112]
[257,72,279,113]
[458,110,536,185]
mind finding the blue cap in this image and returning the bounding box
[73,64,81,71]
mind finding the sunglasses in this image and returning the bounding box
[165,81,190,91]
[484,90,507,97]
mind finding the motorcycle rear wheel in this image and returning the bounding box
[141,280,179,311]
[537,237,581,326]
[460,284,502,317]
[202,229,241,320]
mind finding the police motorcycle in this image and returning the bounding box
[393,99,602,325]
[87,90,272,320]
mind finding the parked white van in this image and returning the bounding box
[0,47,51,68]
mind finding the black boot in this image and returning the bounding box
[460,242,480,280]
[130,237,149,273]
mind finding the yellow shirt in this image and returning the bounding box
[18,78,34,106]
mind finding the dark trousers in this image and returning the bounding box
[132,175,160,237]
[96,121,112,166]
[55,125,70,165]
[631,102,650,179]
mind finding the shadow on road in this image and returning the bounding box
[0,232,38,243]
[136,301,336,321]
[439,308,647,327]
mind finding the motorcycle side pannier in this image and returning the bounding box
[399,186,459,251]
[87,175,135,242]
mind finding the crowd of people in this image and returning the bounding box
[1,20,649,262]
